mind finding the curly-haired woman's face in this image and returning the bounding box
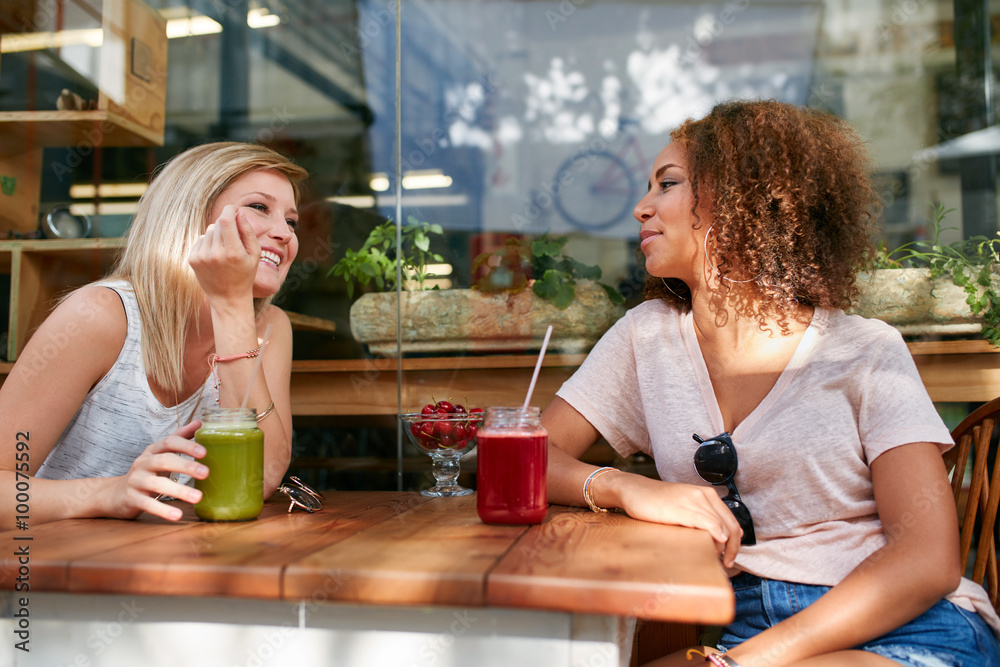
[634,142,709,284]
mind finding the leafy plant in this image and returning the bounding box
[875,203,1000,345]
[328,216,445,298]
[472,234,626,309]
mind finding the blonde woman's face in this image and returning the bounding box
[210,168,299,298]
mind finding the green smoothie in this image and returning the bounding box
[194,423,264,522]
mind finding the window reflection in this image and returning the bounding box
[0,0,995,490]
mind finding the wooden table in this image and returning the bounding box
[0,492,733,667]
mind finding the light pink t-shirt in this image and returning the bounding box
[557,300,1000,634]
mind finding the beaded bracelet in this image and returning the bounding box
[582,466,616,513]
[706,653,741,667]
[212,346,262,365]
[207,346,263,398]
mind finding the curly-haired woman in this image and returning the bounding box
[542,99,1000,666]
[0,142,306,525]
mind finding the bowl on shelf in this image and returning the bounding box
[400,412,484,497]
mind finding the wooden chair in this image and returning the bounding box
[946,396,1000,614]
[631,620,701,665]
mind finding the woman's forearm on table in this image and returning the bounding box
[542,396,613,507]
[547,447,648,513]
[0,472,119,525]
[546,444,608,507]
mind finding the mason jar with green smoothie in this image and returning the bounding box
[194,407,264,522]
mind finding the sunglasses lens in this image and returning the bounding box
[290,488,322,511]
[278,478,324,512]
[694,441,737,484]
[724,498,756,546]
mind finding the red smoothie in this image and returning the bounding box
[476,430,548,525]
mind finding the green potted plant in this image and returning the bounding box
[328,216,446,298]
[850,203,1000,345]
[331,218,626,356]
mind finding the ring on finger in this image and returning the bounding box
[154,472,181,502]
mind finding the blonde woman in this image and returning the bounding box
[0,142,307,524]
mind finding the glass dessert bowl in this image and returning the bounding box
[400,411,484,497]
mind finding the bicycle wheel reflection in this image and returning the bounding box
[554,150,636,231]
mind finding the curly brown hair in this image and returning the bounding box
[643,99,880,321]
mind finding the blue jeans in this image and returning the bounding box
[718,573,1000,667]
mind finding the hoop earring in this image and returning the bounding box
[661,277,685,300]
[704,223,759,284]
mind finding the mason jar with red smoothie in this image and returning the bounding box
[476,406,548,525]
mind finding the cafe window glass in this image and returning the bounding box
[0,0,994,491]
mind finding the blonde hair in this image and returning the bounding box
[107,141,308,396]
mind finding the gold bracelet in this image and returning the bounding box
[256,401,275,422]
[583,466,616,513]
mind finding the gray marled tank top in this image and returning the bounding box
[36,280,217,480]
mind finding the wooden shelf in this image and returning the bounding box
[285,311,337,333]
[290,353,588,373]
[906,339,1000,355]
[283,341,1000,416]
[0,237,125,361]
[0,110,165,147]
[907,339,1000,403]
[0,332,995,416]
[0,238,342,362]
[289,354,588,416]
[0,0,168,233]
[0,237,126,253]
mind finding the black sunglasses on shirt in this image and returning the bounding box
[692,432,757,546]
